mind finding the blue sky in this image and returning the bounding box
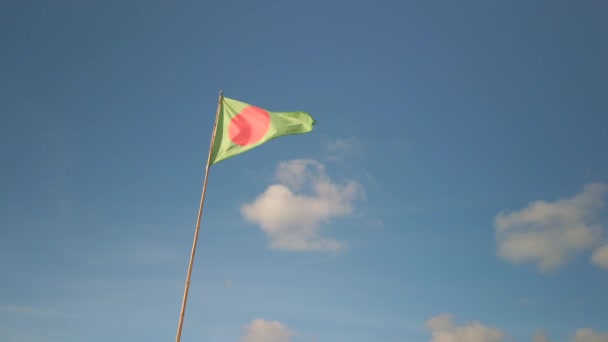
[1,1,607,341]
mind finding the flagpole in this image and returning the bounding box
[175,90,223,342]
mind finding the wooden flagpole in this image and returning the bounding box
[175,90,223,342]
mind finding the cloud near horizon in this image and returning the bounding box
[426,314,505,342]
[573,328,608,342]
[241,319,295,342]
[241,159,362,252]
[495,183,608,272]
[533,330,551,342]
[426,315,608,342]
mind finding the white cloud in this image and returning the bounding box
[533,330,551,342]
[495,183,608,272]
[426,314,505,342]
[591,244,608,269]
[242,159,362,251]
[241,319,295,342]
[322,137,363,161]
[573,328,608,342]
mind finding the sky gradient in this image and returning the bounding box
[1,1,608,341]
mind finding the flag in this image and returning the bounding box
[209,96,315,165]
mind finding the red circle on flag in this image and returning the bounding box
[228,106,271,146]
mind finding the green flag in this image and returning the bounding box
[209,96,315,165]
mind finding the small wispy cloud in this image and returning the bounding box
[241,318,296,342]
[573,328,608,342]
[495,183,607,272]
[0,305,59,317]
[591,244,608,269]
[533,329,551,342]
[425,314,608,342]
[425,314,504,342]
[366,218,384,229]
[322,137,363,162]
[80,240,183,267]
[242,159,362,252]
